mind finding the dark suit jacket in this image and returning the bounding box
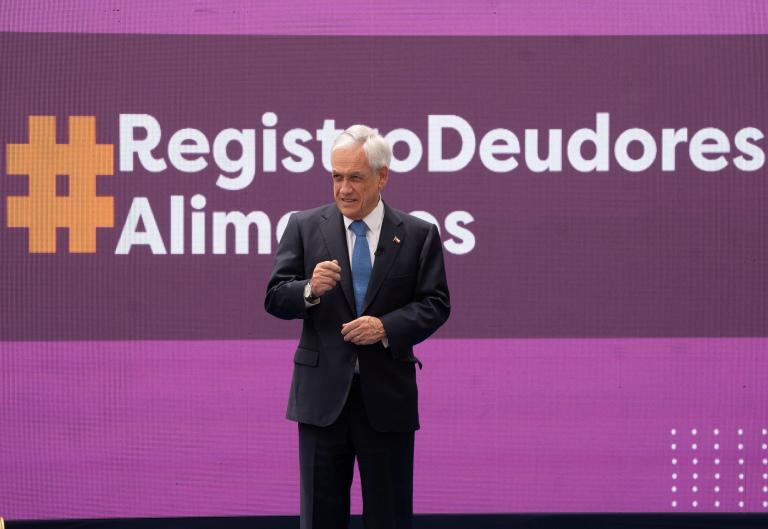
[264,200,450,432]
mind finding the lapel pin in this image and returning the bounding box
[393,236,401,245]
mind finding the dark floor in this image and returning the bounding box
[6,514,768,529]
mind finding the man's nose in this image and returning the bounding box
[339,178,353,194]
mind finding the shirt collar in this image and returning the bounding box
[343,195,384,233]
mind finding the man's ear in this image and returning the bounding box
[378,166,389,190]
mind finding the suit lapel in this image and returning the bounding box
[361,201,404,315]
[319,206,356,315]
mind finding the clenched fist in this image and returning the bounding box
[309,259,341,297]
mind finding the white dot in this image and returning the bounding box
[763,444,768,450]
[739,459,745,465]
[739,501,745,508]
[692,429,698,435]
[715,473,721,479]
[738,428,744,436]
[671,428,677,436]
[763,428,767,436]
[739,486,744,493]
[738,443,744,450]
[715,458,720,465]
[764,500,768,508]
[671,485,677,492]
[693,458,699,465]
[714,428,720,436]
[692,485,698,492]
[693,473,699,480]
[189,194,206,210]
[672,458,678,465]
[715,500,720,507]
[692,443,698,450]
[672,473,678,480]
[714,443,720,450]
[671,500,677,508]
[715,485,720,492]
[763,486,768,493]
[692,500,698,507]
[739,473,745,480]
[261,112,278,127]
[763,458,768,465]
[763,473,768,479]
[671,443,677,450]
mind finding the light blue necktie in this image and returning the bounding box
[349,220,372,316]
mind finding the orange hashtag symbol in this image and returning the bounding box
[6,116,114,253]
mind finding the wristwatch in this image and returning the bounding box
[304,281,319,303]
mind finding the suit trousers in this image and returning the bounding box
[298,373,415,529]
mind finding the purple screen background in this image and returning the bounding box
[1,2,768,520]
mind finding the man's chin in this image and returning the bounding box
[337,201,361,217]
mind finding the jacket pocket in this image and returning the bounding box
[293,347,319,367]
[400,355,423,370]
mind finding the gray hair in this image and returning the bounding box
[332,124,392,173]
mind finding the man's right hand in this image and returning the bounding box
[309,259,341,297]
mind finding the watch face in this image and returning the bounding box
[304,283,317,301]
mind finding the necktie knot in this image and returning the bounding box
[350,220,368,237]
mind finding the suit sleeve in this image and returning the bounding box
[264,213,311,320]
[379,223,450,354]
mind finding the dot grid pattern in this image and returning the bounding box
[670,427,768,510]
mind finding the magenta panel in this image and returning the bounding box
[1,1,768,36]
[2,338,767,519]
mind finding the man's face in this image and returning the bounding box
[331,145,388,220]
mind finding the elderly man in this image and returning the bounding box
[265,124,450,529]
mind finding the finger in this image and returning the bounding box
[345,326,367,342]
[315,267,341,278]
[319,261,342,273]
[314,270,341,283]
[314,274,335,284]
[345,329,363,342]
[320,269,341,281]
[341,319,361,335]
[351,332,374,345]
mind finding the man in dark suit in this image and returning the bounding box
[265,124,450,529]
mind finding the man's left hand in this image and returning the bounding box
[341,316,387,345]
